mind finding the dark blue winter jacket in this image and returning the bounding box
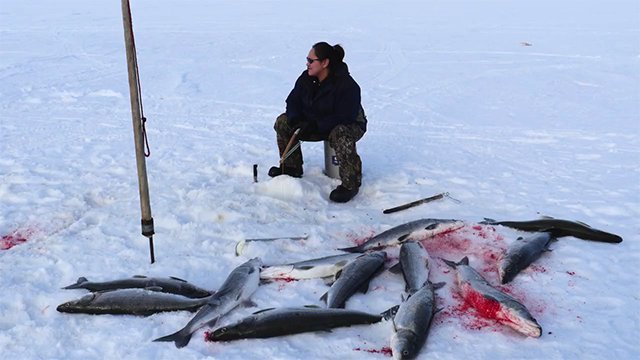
[286,62,367,139]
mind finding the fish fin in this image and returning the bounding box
[337,245,363,253]
[321,276,336,286]
[320,292,328,304]
[168,276,188,283]
[381,305,400,321]
[144,286,164,292]
[460,256,469,265]
[241,300,258,308]
[432,281,446,290]
[61,276,89,289]
[153,329,193,348]
[252,307,276,315]
[334,269,343,281]
[357,280,371,294]
[388,261,403,274]
[574,220,593,228]
[440,257,457,268]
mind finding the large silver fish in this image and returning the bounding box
[442,257,542,338]
[61,275,212,298]
[56,288,210,316]
[481,217,622,243]
[389,242,431,295]
[339,219,464,253]
[206,306,395,342]
[153,257,262,348]
[260,253,362,281]
[499,232,554,284]
[320,251,386,308]
[390,281,444,360]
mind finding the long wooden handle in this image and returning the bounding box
[279,128,301,165]
[383,193,446,214]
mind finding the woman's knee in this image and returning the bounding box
[274,113,289,132]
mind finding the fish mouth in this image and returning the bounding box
[502,308,542,338]
[420,221,465,239]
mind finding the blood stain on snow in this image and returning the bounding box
[353,347,392,356]
[1,229,33,250]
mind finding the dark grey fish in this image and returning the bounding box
[153,258,262,348]
[481,217,622,243]
[499,232,554,284]
[206,306,395,342]
[389,242,431,295]
[61,275,213,298]
[320,251,386,308]
[56,288,210,316]
[339,219,464,253]
[390,281,444,360]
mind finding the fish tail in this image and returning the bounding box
[441,256,468,268]
[61,277,88,289]
[337,245,363,253]
[153,329,193,348]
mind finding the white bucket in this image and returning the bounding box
[323,141,340,179]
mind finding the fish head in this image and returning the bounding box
[390,329,420,360]
[420,219,465,238]
[210,316,257,340]
[502,302,542,338]
[56,293,97,313]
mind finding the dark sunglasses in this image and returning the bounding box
[306,57,321,64]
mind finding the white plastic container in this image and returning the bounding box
[323,141,340,179]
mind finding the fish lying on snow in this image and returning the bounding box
[481,217,622,243]
[153,257,262,348]
[56,288,210,316]
[442,257,542,338]
[390,281,444,360]
[260,253,362,281]
[320,251,386,308]
[206,306,397,342]
[61,275,212,298]
[339,218,465,253]
[389,242,431,296]
[499,232,554,284]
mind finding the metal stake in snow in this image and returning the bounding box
[121,0,155,263]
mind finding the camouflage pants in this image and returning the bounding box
[274,113,365,189]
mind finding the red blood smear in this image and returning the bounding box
[345,229,377,246]
[1,231,29,250]
[353,347,392,356]
[460,283,502,320]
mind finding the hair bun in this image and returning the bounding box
[332,44,345,63]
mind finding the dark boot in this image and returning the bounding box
[268,166,303,178]
[329,185,359,203]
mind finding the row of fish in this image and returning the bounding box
[56,216,621,358]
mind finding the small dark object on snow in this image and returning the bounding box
[330,185,358,203]
[268,166,303,178]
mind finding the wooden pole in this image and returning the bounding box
[121,0,155,263]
